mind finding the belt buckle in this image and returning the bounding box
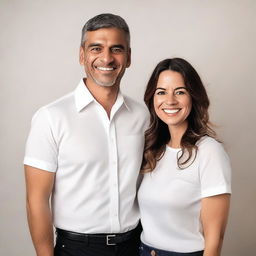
[106,234,116,245]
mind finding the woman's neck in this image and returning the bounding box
[168,122,188,148]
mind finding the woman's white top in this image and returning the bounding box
[138,136,231,253]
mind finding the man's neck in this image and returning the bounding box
[84,78,119,118]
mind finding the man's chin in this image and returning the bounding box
[95,79,116,87]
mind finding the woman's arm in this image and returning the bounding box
[201,194,231,256]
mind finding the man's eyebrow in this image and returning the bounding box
[111,44,125,50]
[87,43,126,50]
[88,43,102,48]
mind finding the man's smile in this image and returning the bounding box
[95,66,116,71]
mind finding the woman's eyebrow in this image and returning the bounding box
[174,87,187,91]
[155,87,166,91]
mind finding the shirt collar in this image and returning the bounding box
[121,94,131,112]
[74,79,94,112]
[114,91,131,112]
[74,79,131,113]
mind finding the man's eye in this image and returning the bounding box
[112,47,123,53]
[91,47,101,52]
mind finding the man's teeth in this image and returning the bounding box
[97,67,114,71]
[163,109,180,114]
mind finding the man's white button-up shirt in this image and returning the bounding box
[24,79,149,233]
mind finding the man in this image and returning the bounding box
[24,13,148,256]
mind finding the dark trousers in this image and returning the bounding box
[139,242,204,256]
[54,228,141,256]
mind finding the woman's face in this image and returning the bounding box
[153,70,192,131]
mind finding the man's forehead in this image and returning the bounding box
[84,28,129,47]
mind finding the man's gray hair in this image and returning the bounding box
[81,13,130,47]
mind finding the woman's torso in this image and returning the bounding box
[138,136,231,253]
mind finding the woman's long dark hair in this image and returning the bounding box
[141,58,216,172]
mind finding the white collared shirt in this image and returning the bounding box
[24,79,149,233]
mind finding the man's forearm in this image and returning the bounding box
[26,199,54,256]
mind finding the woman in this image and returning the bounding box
[138,58,231,256]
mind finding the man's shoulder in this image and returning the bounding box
[44,91,74,111]
[123,95,148,114]
[32,91,75,122]
[122,95,150,130]
[35,90,75,117]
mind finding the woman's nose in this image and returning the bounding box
[165,93,178,105]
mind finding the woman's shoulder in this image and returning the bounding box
[196,136,226,156]
[196,135,220,146]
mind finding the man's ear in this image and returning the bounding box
[79,46,85,65]
[126,48,131,68]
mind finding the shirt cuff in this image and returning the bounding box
[201,185,232,198]
[23,157,57,172]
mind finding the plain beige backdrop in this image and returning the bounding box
[1,0,255,255]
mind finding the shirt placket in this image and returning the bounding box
[108,119,120,232]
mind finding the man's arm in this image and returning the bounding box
[25,165,55,256]
[201,194,231,256]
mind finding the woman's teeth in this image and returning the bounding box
[163,109,180,114]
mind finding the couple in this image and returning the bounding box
[24,13,231,256]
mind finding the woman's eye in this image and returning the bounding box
[175,90,185,95]
[156,91,165,95]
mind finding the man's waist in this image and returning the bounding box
[55,223,142,245]
[52,208,140,233]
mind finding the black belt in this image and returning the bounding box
[56,224,141,246]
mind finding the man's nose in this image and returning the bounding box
[100,50,114,64]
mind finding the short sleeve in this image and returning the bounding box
[199,138,232,198]
[23,107,58,172]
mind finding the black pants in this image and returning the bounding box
[54,228,141,256]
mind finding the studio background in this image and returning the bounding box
[1,0,255,255]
